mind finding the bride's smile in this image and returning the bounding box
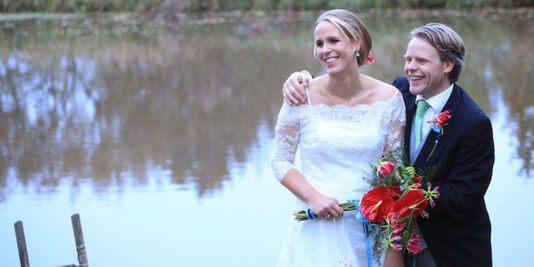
[314,21,358,75]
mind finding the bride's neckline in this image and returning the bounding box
[305,91,400,109]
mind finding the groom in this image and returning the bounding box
[281,23,494,267]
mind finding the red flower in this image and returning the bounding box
[426,110,452,160]
[389,184,402,200]
[378,161,396,178]
[436,110,451,126]
[428,110,451,128]
[390,234,403,250]
[366,55,375,64]
[407,233,423,255]
[360,186,394,223]
[424,183,440,208]
[391,190,428,218]
[411,176,422,184]
[387,212,406,234]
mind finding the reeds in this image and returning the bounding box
[1,0,533,13]
[0,0,162,12]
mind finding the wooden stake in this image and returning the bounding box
[71,214,89,267]
[14,221,30,267]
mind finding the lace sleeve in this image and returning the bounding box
[383,94,406,161]
[271,102,301,181]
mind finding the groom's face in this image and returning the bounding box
[403,37,454,99]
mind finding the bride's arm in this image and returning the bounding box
[382,93,407,267]
[280,169,344,218]
[383,249,404,267]
[383,93,406,160]
[271,102,343,218]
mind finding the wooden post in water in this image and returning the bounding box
[71,214,89,267]
[14,221,30,267]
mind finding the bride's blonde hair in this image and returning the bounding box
[313,9,372,66]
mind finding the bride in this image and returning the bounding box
[271,9,405,267]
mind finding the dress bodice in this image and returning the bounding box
[272,94,405,202]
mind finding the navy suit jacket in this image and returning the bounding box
[393,76,494,267]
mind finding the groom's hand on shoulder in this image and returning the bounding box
[283,71,311,106]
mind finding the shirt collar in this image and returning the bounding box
[415,83,454,113]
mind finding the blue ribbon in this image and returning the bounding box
[307,200,382,267]
[306,208,316,220]
[349,200,417,267]
[430,123,440,133]
[349,199,374,267]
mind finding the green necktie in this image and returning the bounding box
[415,99,431,148]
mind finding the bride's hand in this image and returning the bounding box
[307,193,344,219]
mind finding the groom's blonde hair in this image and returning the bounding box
[313,9,372,66]
[409,23,465,83]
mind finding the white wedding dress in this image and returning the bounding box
[271,92,405,267]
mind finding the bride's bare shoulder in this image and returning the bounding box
[309,75,327,89]
[362,75,399,100]
[377,82,399,99]
[308,75,328,98]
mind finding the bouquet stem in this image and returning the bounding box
[293,202,356,221]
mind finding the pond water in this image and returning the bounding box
[0,11,533,267]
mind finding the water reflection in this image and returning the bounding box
[0,18,316,201]
[490,18,534,176]
[0,13,533,204]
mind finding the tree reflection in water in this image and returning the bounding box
[0,18,316,200]
[490,18,534,176]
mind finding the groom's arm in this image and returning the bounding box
[431,116,495,215]
[392,76,408,91]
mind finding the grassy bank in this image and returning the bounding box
[184,0,534,11]
[1,0,534,13]
[0,0,162,12]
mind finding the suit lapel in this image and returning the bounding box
[414,85,462,167]
[403,91,416,162]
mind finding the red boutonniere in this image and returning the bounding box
[426,110,452,161]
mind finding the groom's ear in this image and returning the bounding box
[442,60,454,75]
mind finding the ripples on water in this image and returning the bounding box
[0,11,533,267]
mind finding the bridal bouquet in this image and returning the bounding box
[290,154,440,264]
[360,156,440,261]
